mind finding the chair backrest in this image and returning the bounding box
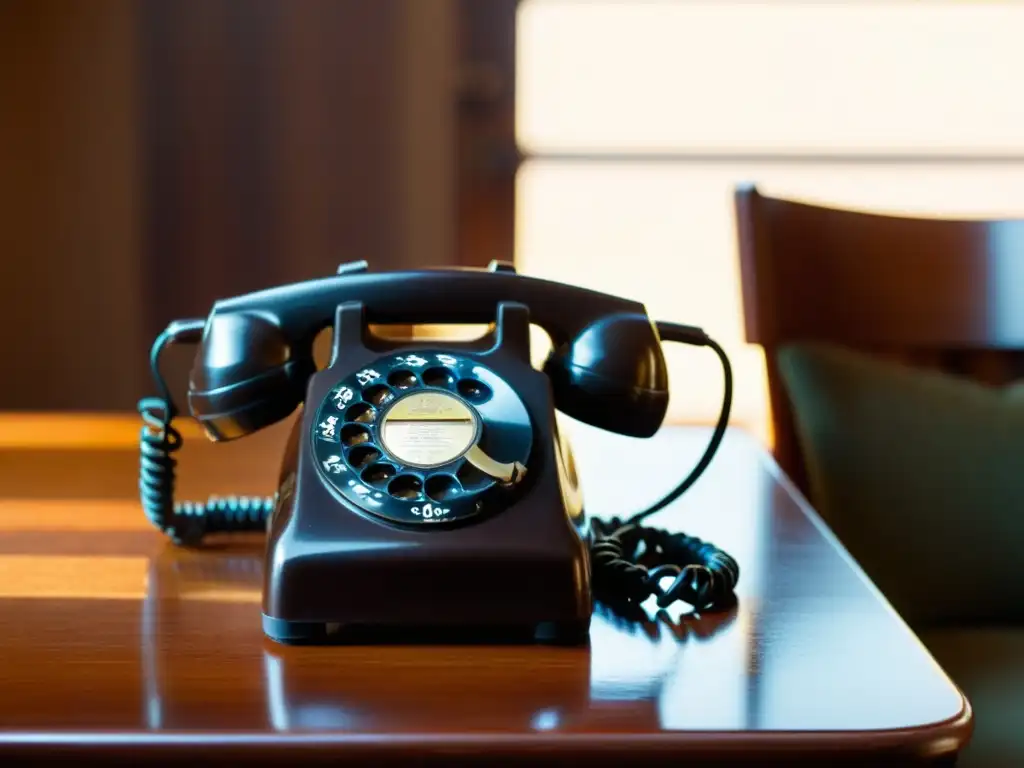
[734,183,1024,489]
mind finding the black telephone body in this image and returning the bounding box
[139,260,738,645]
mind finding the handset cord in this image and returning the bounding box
[138,319,277,546]
[587,321,739,615]
[137,318,739,613]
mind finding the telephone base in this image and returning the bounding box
[261,614,590,646]
[260,300,593,647]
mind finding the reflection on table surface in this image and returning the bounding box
[0,424,968,747]
[140,540,739,733]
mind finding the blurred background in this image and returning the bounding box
[4,0,1024,446]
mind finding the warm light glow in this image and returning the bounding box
[515,161,1024,444]
[0,412,205,449]
[186,588,262,604]
[0,553,262,602]
[0,556,147,599]
[517,1,1024,154]
[0,500,150,530]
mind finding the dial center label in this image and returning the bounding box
[379,391,478,468]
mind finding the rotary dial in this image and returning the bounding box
[311,350,532,526]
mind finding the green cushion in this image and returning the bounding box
[919,628,1024,768]
[777,343,1024,626]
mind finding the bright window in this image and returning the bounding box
[514,1,1024,444]
[517,1,1024,155]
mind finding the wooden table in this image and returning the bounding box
[0,415,972,765]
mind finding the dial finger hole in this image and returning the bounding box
[341,424,371,447]
[387,369,418,389]
[388,474,423,500]
[457,462,490,491]
[421,366,454,388]
[362,462,397,486]
[345,402,375,424]
[425,474,462,502]
[456,378,492,403]
[363,384,394,406]
[348,445,381,469]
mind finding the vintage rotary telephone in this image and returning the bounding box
[137,261,738,644]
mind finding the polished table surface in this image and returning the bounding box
[0,414,971,765]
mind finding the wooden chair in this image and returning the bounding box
[734,183,1024,768]
[735,183,1024,492]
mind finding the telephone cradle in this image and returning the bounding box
[138,260,740,645]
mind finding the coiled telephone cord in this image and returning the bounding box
[588,325,738,614]
[137,319,738,613]
[138,320,276,546]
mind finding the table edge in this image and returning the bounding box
[748,431,975,728]
[0,706,973,760]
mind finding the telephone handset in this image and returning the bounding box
[138,260,738,643]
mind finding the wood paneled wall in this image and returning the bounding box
[0,0,517,412]
[0,1,145,411]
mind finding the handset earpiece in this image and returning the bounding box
[543,312,669,438]
[187,312,315,441]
